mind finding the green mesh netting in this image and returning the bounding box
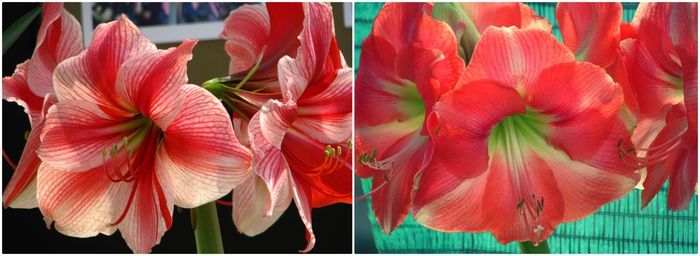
[355,2,698,253]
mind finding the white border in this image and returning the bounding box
[81,2,224,45]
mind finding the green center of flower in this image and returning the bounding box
[487,108,551,245]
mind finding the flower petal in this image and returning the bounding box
[157,84,252,208]
[37,163,127,238]
[460,3,551,33]
[2,61,44,126]
[38,100,135,172]
[27,3,83,97]
[642,116,690,208]
[667,144,697,210]
[464,27,575,91]
[412,156,487,232]
[54,15,156,106]
[3,117,43,208]
[432,81,526,178]
[371,3,432,50]
[116,40,196,129]
[118,171,173,253]
[221,4,270,75]
[248,99,297,216]
[289,172,316,253]
[232,173,292,236]
[556,3,622,68]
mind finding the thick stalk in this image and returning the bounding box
[191,202,224,253]
[519,240,550,254]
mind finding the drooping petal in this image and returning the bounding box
[115,40,197,129]
[37,163,128,238]
[2,61,43,126]
[464,27,575,91]
[54,15,156,106]
[667,144,697,210]
[157,84,252,208]
[38,100,135,172]
[641,116,690,208]
[27,3,83,97]
[556,3,622,68]
[431,81,526,178]
[221,4,270,75]
[232,173,292,236]
[248,99,297,216]
[289,172,315,253]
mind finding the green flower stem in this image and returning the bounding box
[519,240,550,254]
[3,5,42,54]
[191,202,224,253]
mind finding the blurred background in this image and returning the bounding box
[354,2,698,254]
[2,2,351,253]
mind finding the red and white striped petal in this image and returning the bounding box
[54,15,155,106]
[3,119,44,208]
[221,4,270,75]
[118,171,173,253]
[37,163,128,238]
[27,3,83,97]
[157,84,252,208]
[248,99,297,216]
[38,100,135,172]
[2,61,43,126]
[116,40,197,129]
[289,172,315,253]
[232,173,292,236]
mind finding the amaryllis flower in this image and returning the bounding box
[217,3,305,114]
[2,3,82,208]
[432,2,551,62]
[620,3,697,210]
[412,27,639,245]
[355,3,464,233]
[231,3,351,252]
[35,16,252,252]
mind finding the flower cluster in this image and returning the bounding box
[356,2,696,246]
[3,2,350,253]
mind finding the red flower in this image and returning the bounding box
[36,16,251,252]
[412,27,639,245]
[2,3,82,208]
[230,3,352,252]
[620,3,697,210]
[355,3,464,233]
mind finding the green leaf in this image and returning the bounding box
[3,5,42,55]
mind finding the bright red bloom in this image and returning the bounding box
[230,3,352,252]
[2,3,82,208]
[412,27,639,245]
[355,3,464,233]
[36,16,252,252]
[620,3,698,210]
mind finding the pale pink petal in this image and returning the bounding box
[157,84,252,208]
[2,61,43,126]
[27,3,83,97]
[38,100,135,172]
[37,163,128,237]
[248,99,297,216]
[232,173,292,236]
[115,40,197,129]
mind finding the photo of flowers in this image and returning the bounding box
[354,2,697,254]
[3,2,350,253]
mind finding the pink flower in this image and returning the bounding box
[2,3,82,208]
[620,3,697,210]
[355,3,464,233]
[230,3,352,252]
[412,27,639,245]
[36,16,251,252]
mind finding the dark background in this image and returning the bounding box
[2,3,351,253]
